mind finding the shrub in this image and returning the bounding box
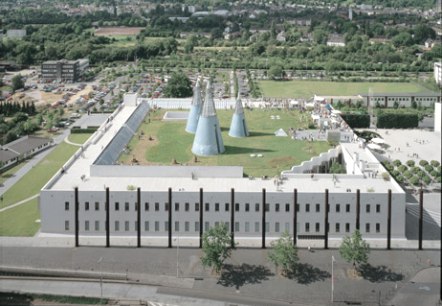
[382,172,390,181]
[411,166,421,174]
[395,175,404,183]
[341,113,370,128]
[392,170,400,177]
[376,113,419,128]
[392,159,402,167]
[403,170,413,179]
[430,160,440,167]
[398,165,408,172]
[436,176,441,183]
[419,160,428,167]
[424,164,433,173]
[409,176,420,186]
[430,170,441,178]
[406,160,415,167]
[422,176,432,185]
[384,164,394,172]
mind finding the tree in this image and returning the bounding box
[201,223,233,275]
[339,230,370,269]
[268,65,283,80]
[163,72,192,98]
[268,231,298,276]
[12,75,24,92]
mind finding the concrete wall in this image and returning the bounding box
[435,102,441,132]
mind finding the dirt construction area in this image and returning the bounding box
[94,27,144,36]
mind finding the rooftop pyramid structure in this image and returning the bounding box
[228,96,249,137]
[185,78,202,134]
[191,80,225,156]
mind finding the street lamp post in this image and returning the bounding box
[331,255,335,303]
[97,257,103,303]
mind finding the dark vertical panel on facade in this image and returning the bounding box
[419,189,423,250]
[74,187,79,247]
[387,189,392,250]
[168,188,172,248]
[293,189,297,246]
[262,188,266,249]
[106,187,110,248]
[324,189,329,249]
[137,187,141,248]
[231,188,235,249]
[199,188,203,249]
[356,189,360,231]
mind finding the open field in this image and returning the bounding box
[67,133,93,144]
[0,163,26,185]
[259,80,428,99]
[0,199,39,236]
[119,109,331,177]
[94,27,144,36]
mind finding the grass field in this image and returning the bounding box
[0,163,26,185]
[68,133,93,144]
[119,109,331,177]
[0,199,39,236]
[259,80,428,99]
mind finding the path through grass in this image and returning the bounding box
[0,198,39,236]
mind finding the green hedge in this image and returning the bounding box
[340,113,370,128]
[71,127,98,134]
[376,113,419,128]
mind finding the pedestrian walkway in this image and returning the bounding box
[0,194,39,213]
[64,137,83,146]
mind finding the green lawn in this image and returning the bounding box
[0,198,40,236]
[0,143,78,209]
[120,109,330,177]
[0,163,26,185]
[259,80,428,99]
[67,133,93,144]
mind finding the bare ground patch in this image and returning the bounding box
[95,27,144,36]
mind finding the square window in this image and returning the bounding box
[245,222,250,232]
[225,203,229,211]
[195,203,199,211]
[144,221,149,231]
[65,202,69,211]
[215,221,219,227]
[175,221,179,232]
[255,203,260,212]
[265,222,269,232]
[376,204,381,213]
[205,222,209,231]
[155,202,159,211]
[265,204,269,212]
[315,222,320,232]
[125,221,129,231]
[155,221,159,232]
[215,203,220,212]
[115,221,120,231]
[345,223,350,233]
[115,202,119,211]
[235,203,239,211]
[346,204,350,213]
[165,221,169,231]
[95,202,99,211]
[145,202,149,211]
[255,222,260,232]
[275,222,280,232]
[205,203,209,212]
[335,223,340,233]
[296,204,300,212]
[95,221,99,231]
[185,221,190,232]
[175,202,179,212]
[65,220,69,231]
[235,222,240,232]
[366,204,370,213]
[225,222,229,230]
[195,222,199,232]
[306,204,310,212]
[165,203,169,211]
[125,202,129,211]
[275,203,280,212]
[85,221,89,231]
[185,202,189,211]
[285,203,290,212]
[245,203,250,212]
[285,222,289,232]
[316,204,320,212]
[336,204,340,213]
[376,223,380,233]
[85,202,89,211]
[305,223,310,233]
[366,223,370,233]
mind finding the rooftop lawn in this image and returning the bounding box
[259,80,427,99]
[119,109,331,177]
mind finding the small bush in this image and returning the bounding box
[382,172,390,181]
[422,176,432,185]
[395,175,404,183]
[392,159,402,167]
[385,164,394,172]
[430,160,440,167]
[392,170,400,177]
[436,176,441,183]
[424,164,433,172]
[430,170,441,178]
[398,165,408,172]
[411,166,421,174]
[409,176,420,186]
[403,170,413,179]
[406,160,415,167]
[419,160,428,167]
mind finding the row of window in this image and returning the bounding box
[65,202,382,214]
[66,220,381,234]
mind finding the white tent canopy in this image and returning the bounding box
[274,128,288,137]
[367,143,383,150]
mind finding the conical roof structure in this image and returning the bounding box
[191,80,225,156]
[185,78,202,133]
[228,96,249,137]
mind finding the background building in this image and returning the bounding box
[41,59,89,83]
[434,61,442,86]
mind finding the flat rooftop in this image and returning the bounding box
[46,103,404,194]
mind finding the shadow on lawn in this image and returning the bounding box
[218,264,273,289]
[287,263,331,285]
[223,145,274,155]
[358,264,404,283]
